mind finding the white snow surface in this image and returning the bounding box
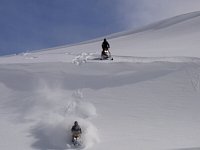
[1,11,200,150]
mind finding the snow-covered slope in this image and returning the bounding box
[1,11,200,64]
[0,11,200,150]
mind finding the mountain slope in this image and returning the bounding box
[0,11,200,150]
[37,11,200,57]
[1,11,200,64]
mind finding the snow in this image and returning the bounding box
[1,11,200,150]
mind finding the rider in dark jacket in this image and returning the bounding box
[71,121,82,142]
[102,38,110,51]
[101,38,111,59]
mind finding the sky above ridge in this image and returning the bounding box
[0,0,200,55]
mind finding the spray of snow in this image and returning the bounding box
[0,72,100,149]
[72,53,88,65]
[29,85,100,149]
[31,113,99,150]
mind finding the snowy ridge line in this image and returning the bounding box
[81,11,200,43]
[3,10,199,57]
[139,11,200,31]
[46,11,200,47]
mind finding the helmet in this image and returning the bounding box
[74,121,78,125]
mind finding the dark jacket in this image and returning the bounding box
[71,125,82,133]
[102,40,110,50]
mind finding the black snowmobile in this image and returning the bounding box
[101,38,113,60]
[72,131,82,147]
[101,49,113,60]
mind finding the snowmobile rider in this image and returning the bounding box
[101,38,111,58]
[102,38,110,51]
[71,121,82,142]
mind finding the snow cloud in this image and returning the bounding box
[117,0,200,29]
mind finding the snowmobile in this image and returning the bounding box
[72,131,82,147]
[101,49,113,60]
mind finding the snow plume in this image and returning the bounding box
[30,114,68,149]
[30,114,99,150]
[0,68,100,149]
[29,87,100,149]
[65,93,97,119]
[80,120,100,149]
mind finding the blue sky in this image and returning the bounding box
[0,0,200,55]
